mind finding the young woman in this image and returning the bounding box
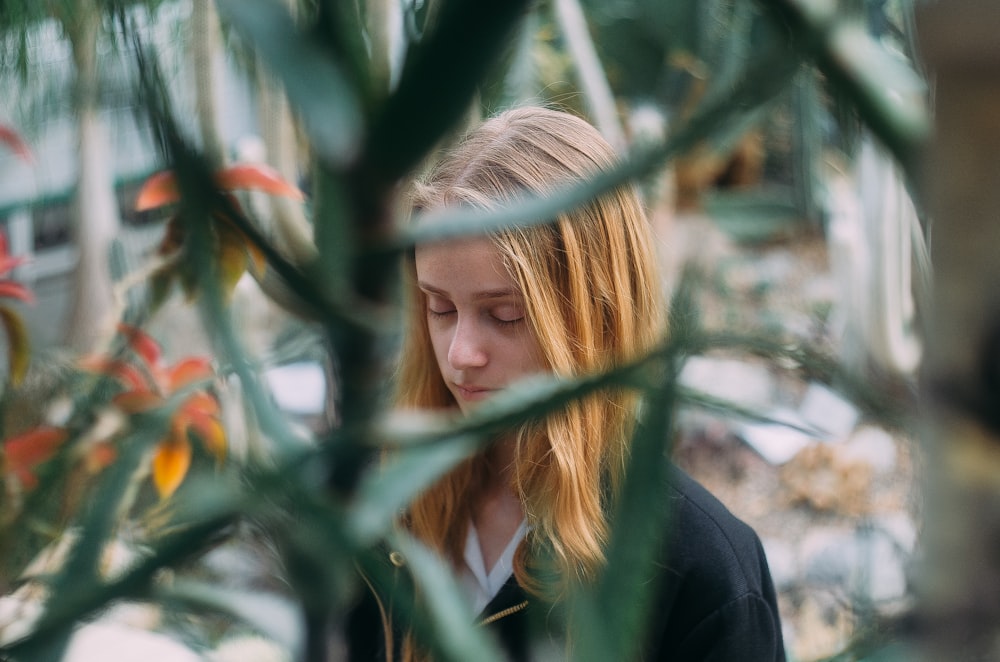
[349,107,785,661]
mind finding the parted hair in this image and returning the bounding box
[398,106,666,597]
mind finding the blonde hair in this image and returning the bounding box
[397,107,665,597]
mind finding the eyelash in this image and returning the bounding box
[427,309,523,328]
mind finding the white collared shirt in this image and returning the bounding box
[460,519,528,614]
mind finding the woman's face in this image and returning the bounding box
[414,236,547,412]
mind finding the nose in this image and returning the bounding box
[448,317,488,370]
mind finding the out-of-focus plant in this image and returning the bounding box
[134,163,304,303]
[80,324,225,499]
[0,1,930,661]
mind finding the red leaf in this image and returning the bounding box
[0,125,33,164]
[117,324,162,369]
[135,171,179,211]
[85,441,117,474]
[3,426,67,489]
[0,280,35,304]
[215,164,304,201]
[0,230,29,276]
[184,391,219,414]
[79,356,150,391]
[165,357,214,392]
[113,390,164,413]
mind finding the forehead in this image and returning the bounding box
[414,235,515,292]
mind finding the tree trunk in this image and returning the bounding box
[915,3,1000,659]
[63,0,121,352]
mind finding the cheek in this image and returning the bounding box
[427,326,452,368]
[513,330,548,374]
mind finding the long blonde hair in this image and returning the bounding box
[397,106,665,596]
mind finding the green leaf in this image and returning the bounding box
[0,305,30,386]
[158,580,303,657]
[572,354,680,661]
[380,47,801,252]
[349,430,483,544]
[363,0,534,184]
[216,0,363,166]
[755,0,929,174]
[386,530,506,662]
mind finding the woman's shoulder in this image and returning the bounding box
[664,463,767,573]
[650,464,785,661]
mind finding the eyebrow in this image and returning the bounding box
[417,282,521,301]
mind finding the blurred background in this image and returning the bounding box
[0,0,996,660]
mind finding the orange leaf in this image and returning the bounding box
[113,390,164,413]
[151,435,192,499]
[85,440,117,474]
[183,391,219,416]
[0,306,29,385]
[186,411,226,462]
[135,171,179,211]
[79,356,149,391]
[0,125,33,163]
[215,164,304,201]
[0,281,35,304]
[165,357,214,392]
[215,208,267,277]
[217,224,249,299]
[3,426,67,489]
[117,324,162,369]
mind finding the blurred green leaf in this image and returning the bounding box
[216,0,363,166]
[159,580,304,657]
[573,345,681,660]
[756,0,929,174]
[388,530,506,662]
[0,305,30,386]
[385,46,800,251]
[363,0,533,184]
[350,431,482,545]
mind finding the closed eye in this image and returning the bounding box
[493,316,523,328]
[492,304,525,328]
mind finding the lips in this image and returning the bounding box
[452,384,493,401]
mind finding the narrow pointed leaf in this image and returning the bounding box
[2,426,67,489]
[79,356,150,391]
[216,214,268,277]
[135,170,180,211]
[215,164,304,201]
[216,225,250,300]
[113,390,165,413]
[0,280,35,304]
[574,378,677,662]
[165,357,214,392]
[350,431,482,544]
[152,436,193,499]
[382,51,801,252]
[364,0,533,182]
[185,410,226,462]
[0,236,28,275]
[0,306,30,384]
[0,125,33,163]
[84,441,117,474]
[118,324,163,369]
[387,531,506,662]
[216,0,363,165]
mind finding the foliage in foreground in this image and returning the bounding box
[0,1,926,660]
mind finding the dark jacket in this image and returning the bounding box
[347,466,785,661]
